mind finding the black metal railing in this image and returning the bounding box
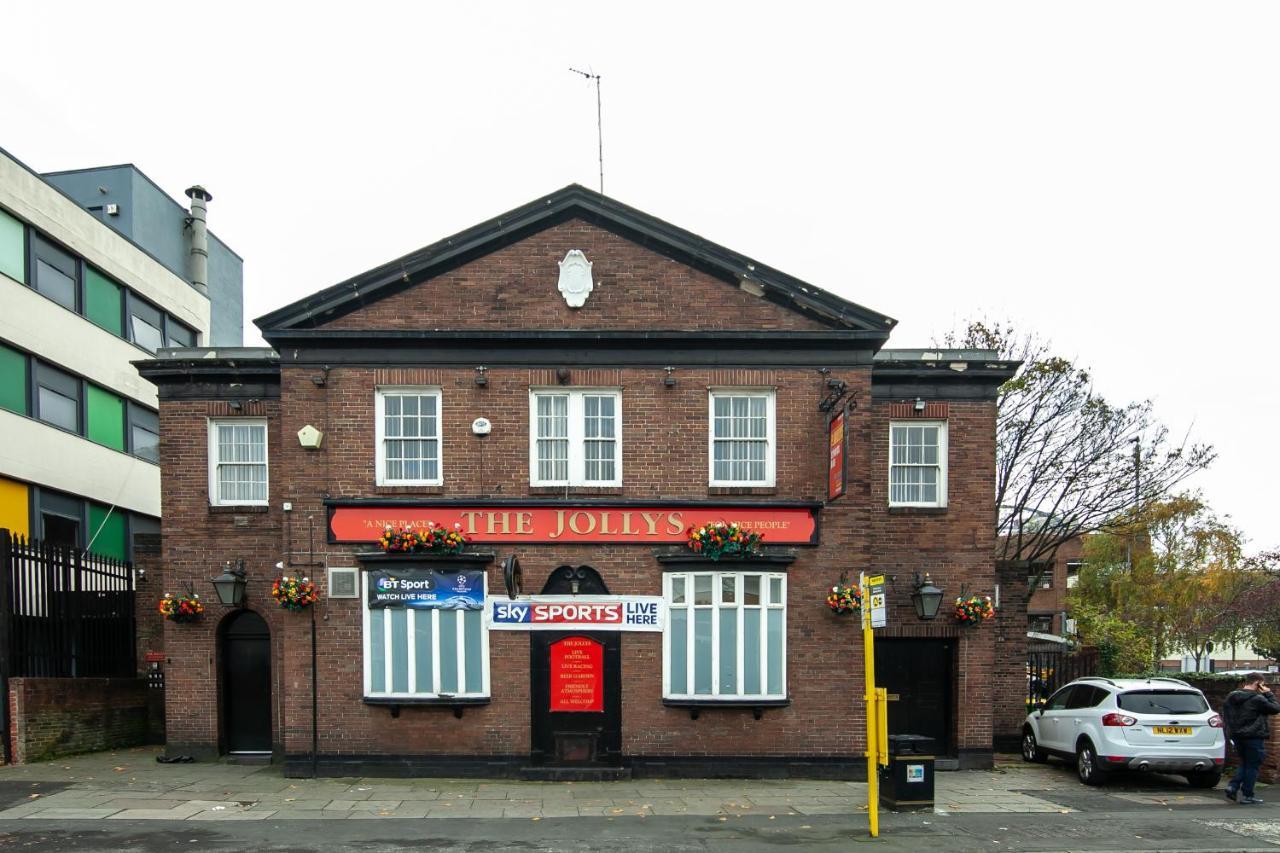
[1027,645,1100,711]
[1,530,136,679]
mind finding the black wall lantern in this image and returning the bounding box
[211,559,247,607]
[911,572,945,621]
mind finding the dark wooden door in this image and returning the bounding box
[222,610,271,753]
[875,638,954,755]
[529,566,622,766]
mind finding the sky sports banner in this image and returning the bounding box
[488,596,665,632]
[367,568,485,610]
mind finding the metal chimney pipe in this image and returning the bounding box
[184,185,212,297]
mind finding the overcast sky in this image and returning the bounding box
[3,2,1276,551]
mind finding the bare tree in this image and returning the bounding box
[942,321,1216,571]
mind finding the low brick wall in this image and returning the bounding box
[1191,674,1280,783]
[7,677,150,764]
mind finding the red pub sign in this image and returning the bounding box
[828,409,846,501]
[328,503,819,545]
[549,636,604,713]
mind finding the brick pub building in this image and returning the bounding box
[138,186,1018,778]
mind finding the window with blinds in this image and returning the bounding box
[529,389,621,487]
[708,390,776,487]
[888,421,948,507]
[362,574,489,700]
[376,388,443,486]
[208,419,268,505]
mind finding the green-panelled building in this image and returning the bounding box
[0,145,242,560]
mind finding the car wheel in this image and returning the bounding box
[1021,728,1047,763]
[1184,770,1222,789]
[1076,740,1110,786]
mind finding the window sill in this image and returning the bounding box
[887,506,948,516]
[363,696,490,719]
[529,486,623,496]
[708,486,778,496]
[662,698,790,720]
[209,505,269,514]
[654,549,796,568]
[374,485,445,496]
[355,550,496,566]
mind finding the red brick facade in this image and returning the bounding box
[142,189,1015,777]
[320,221,830,334]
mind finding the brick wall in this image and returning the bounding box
[319,220,830,333]
[7,678,150,763]
[993,560,1032,751]
[132,532,166,744]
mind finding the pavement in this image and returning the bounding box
[0,747,1276,851]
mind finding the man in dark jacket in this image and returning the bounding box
[1223,672,1280,804]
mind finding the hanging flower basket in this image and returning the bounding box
[378,523,469,555]
[159,592,204,624]
[686,521,764,561]
[272,575,318,611]
[954,594,995,626]
[827,582,862,616]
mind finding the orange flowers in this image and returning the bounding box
[954,595,995,625]
[272,575,318,611]
[686,521,764,561]
[827,583,861,615]
[159,592,203,623]
[379,523,469,555]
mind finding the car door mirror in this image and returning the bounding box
[1037,707,1045,717]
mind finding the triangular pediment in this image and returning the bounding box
[254,185,896,336]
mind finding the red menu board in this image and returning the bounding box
[549,636,603,713]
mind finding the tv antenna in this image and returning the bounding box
[569,67,604,194]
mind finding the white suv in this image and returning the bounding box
[1022,676,1225,787]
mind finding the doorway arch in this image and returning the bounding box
[220,610,272,754]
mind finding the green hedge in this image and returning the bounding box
[1114,671,1258,684]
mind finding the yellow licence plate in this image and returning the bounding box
[1152,726,1192,736]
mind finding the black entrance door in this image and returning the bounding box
[530,566,622,766]
[875,639,954,755]
[222,610,271,753]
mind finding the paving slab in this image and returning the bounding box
[23,807,121,819]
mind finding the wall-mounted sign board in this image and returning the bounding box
[329,503,818,546]
[488,595,664,631]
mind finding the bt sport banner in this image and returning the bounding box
[366,568,485,610]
